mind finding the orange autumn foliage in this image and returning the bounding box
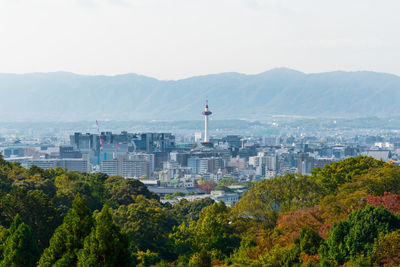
[277,207,324,243]
[301,252,320,265]
[366,192,400,215]
[276,190,367,242]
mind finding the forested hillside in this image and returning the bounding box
[1,69,400,121]
[0,155,399,266]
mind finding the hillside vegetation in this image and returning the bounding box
[0,155,399,266]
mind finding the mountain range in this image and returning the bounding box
[1,68,399,121]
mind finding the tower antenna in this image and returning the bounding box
[201,100,213,148]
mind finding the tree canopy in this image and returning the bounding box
[0,155,399,266]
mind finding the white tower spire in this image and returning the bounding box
[201,100,212,147]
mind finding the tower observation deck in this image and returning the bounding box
[201,100,213,148]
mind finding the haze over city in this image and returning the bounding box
[0,0,399,79]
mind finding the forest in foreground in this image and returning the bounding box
[0,155,399,266]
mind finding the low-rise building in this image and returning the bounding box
[177,190,240,207]
[27,158,90,172]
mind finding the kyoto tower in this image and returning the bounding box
[201,100,213,147]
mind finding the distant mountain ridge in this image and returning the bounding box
[1,68,400,121]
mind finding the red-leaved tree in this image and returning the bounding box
[365,192,400,214]
[195,181,217,194]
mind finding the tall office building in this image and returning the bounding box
[59,146,82,159]
[170,151,190,167]
[265,155,279,171]
[297,153,314,175]
[188,156,223,174]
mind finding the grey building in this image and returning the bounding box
[27,158,90,172]
[100,155,150,178]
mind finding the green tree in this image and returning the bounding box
[260,245,301,267]
[0,189,62,251]
[26,165,46,178]
[345,254,372,267]
[193,201,240,258]
[217,178,241,187]
[0,154,25,181]
[312,155,384,193]
[0,214,39,267]
[164,191,184,200]
[171,197,214,223]
[136,250,160,267]
[294,227,323,255]
[0,171,11,195]
[0,225,8,260]
[12,174,57,198]
[112,195,176,259]
[43,167,66,181]
[356,164,400,196]
[189,250,211,267]
[77,205,132,267]
[324,221,349,265]
[83,172,108,211]
[229,235,259,267]
[232,174,321,229]
[104,176,159,207]
[326,205,400,265]
[53,171,101,211]
[169,221,195,257]
[170,201,240,261]
[38,194,93,267]
[370,230,400,266]
[214,185,234,193]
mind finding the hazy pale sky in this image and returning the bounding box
[0,0,399,79]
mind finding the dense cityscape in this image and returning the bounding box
[2,103,399,207]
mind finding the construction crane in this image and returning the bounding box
[96,120,104,165]
[114,143,119,159]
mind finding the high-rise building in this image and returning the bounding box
[297,153,314,175]
[100,159,119,176]
[265,155,279,171]
[222,135,242,148]
[130,153,155,173]
[194,132,202,143]
[70,132,99,152]
[59,146,82,159]
[208,157,224,173]
[3,147,25,158]
[188,156,223,174]
[121,159,149,178]
[170,151,190,167]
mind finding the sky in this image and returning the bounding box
[0,0,399,80]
